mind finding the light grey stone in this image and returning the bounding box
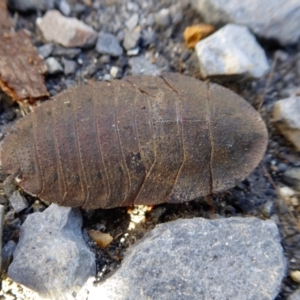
[155,8,171,27]
[127,48,139,56]
[125,13,139,31]
[128,56,160,76]
[46,57,63,74]
[110,66,120,79]
[62,57,77,75]
[282,168,300,191]
[9,191,28,213]
[8,204,96,299]
[37,43,54,58]
[58,0,71,16]
[96,32,123,57]
[8,0,54,12]
[190,0,300,45]
[123,30,140,50]
[273,97,300,151]
[88,217,286,300]
[195,24,269,79]
[37,10,98,48]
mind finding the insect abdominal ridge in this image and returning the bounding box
[0,73,268,210]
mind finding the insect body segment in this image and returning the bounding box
[0,73,268,209]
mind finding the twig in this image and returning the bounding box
[256,53,278,112]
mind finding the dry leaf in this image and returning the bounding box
[0,30,48,102]
[88,230,113,249]
[184,24,215,49]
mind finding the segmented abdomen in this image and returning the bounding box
[0,73,268,209]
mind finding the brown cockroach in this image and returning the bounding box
[0,73,268,210]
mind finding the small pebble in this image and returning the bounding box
[123,30,140,50]
[110,66,120,79]
[62,58,77,75]
[37,43,53,58]
[103,74,111,81]
[155,8,171,27]
[88,230,113,249]
[127,47,139,56]
[58,0,71,16]
[45,57,63,74]
[290,270,300,283]
[96,32,123,57]
[125,13,139,31]
[9,191,29,213]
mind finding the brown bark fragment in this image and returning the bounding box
[0,6,48,102]
[0,0,13,31]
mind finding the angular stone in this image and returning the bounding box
[190,0,300,45]
[273,97,300,151]
[37,43,53,58]
[195,24,269,79]
[37,10,97,48]
[125,13,139,31]
[62,57,77,75]
[123,30,140,50]
[8,204,96,299]
[96,32,123,57]
[88,217,286,300]
[45,57,63,74]
[128,56,160,76]
[9,191,29,213]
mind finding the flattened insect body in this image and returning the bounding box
[0,73,268,209]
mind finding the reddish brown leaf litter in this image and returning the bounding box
[0,73,268,210]
[0,0,13,31]
[0,2,48,103]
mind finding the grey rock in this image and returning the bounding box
[37,43,54,58]
[9,191,29,213]
[128,56,160,76]
[125,13,139,31]
[273,97,300,151]
[1,240,16,272]
[45,57,63,74]
[282,168,300,191]
[52,46,81,59]
[37,10,98,48]
[190,0,300,45]
[155,8,171,27]
[8,204,96,299]
[127,48,140,56]
[123,30,140,50]
[141,29,155,47]
[96,32,123,57]
[88,217,286,300]
[62,58,77,75]
[195,24,269,79]
[3,177,17,198]
[8,0,54,12]
[288,288,300,300]
[57,0,71,16]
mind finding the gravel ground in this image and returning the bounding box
[0,0,300,299]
